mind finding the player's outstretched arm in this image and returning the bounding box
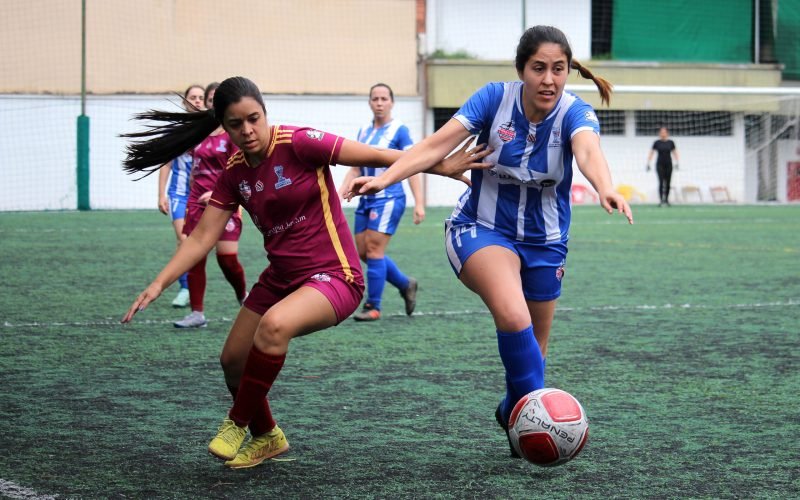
[342,119,485,198]
[121,206,232,323]
[572,130,633,224]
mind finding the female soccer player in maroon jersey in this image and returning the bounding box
[120,76,489,469]
[173,81,248,328]
[156,84,205,308]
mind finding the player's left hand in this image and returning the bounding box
[121,282,164,323]
[426,142,493,186]
[413,206,426,225]
[599,190,634,225]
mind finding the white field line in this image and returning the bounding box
[0,216,794,234]
[0,479,56,500]
[2,300,798,329]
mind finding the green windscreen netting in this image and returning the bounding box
[611,0,752,63]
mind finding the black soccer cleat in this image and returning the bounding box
[495,403,521,459]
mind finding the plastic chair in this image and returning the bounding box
[681,186,703,202]
[571,184,599,204]
[615,184,647,202]
[710,186,735,203]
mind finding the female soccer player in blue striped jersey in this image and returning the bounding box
[346,25,633,458]
[339,83,424,321]
[157,84,205,308]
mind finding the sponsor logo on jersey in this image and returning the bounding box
[311,273,331,282]
[239,180,252,202]
[255,180,264,192]
[274,166,293,189]
[497,121,516,143]
[306,130,325,141]
[584,111,598,123]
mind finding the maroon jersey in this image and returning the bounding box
[188,132,237,205]
[209,125,361,284]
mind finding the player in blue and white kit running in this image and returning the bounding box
[158,84,205,308]
[346,26,633,459]
[339,83,424,321]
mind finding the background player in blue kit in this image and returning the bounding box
[157,84,205,308]
[339,83,424,321]
[346,26,633,458]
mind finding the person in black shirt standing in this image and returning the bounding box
[647,127,679,206]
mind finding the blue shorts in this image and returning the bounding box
[354,196,406,235]
[168,195,188,221]
[444,220,568,301]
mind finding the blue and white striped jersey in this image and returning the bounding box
[356,119,414,200]
[167,152,192,198]
[450,81,600,244]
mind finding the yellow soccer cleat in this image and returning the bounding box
[225,425,290,469]
[208,417,247,460]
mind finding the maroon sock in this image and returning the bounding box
[188,256,207,312]
[228,347,285,429]
[227,383,274,436]
[216,253,247,303]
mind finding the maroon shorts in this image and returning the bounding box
[243,267,364,324]
[182,204,242,242]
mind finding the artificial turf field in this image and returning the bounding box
[1,204,798,499]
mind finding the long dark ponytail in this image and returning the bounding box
[121,76,266,176]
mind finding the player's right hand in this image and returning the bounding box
[121,282,164,323]
[158,195,169,215]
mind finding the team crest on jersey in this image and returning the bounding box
[255,180,264,192]
[238,180,252,202]
[306,129,325,141]
[497,121,516,143]
[311,273,331,282]
[369,210,379,220]
[584,111,598,123]
[216,139,228,152]
[549,127,562,149]
[274,166,292,189]
[555,265,565,281]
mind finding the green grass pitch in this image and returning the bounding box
[0,204,798,498]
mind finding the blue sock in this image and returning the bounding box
[384,256,409,290]
[179,272,188,289]
[366,258,387,310]
[497,325,544,422]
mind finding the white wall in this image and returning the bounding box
[572,111,747,204]
[0,94,424,211]
[2,95,790,211]
[426,0,591,61]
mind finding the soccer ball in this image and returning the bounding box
[508,388,589,466]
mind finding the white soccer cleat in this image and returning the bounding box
[173,311,207,328]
